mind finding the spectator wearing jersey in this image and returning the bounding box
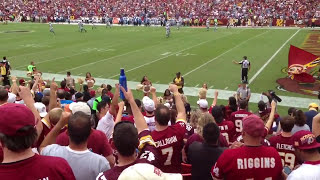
[0,57,10,86]
[236,82,251,103]
[40,111,110,180]
[0,103,75,180]
[58,80,70,92]
[96,86,161,180]
[173,72,184,94]
[57,89,73,108]
[188,123,225,180]
[292,110,310,134]
[224,96,238,121]
[212,106,236,144]
[269,116,298,169]
[93,88,108,112]
[211,114,283,180]
[151,84,187,173]
[233,56,251,83]
[230,100,252,140]
[304,103,318,131]
[287,131,320,179]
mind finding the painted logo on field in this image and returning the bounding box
[276,31,320,96]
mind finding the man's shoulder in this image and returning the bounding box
[41,144,65,155]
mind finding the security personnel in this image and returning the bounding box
[233,56,251,83]
[173,72,184,94]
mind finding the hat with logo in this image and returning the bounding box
[197,99,208,109]
[243,115,265,137]
[292,130,320,150]
[142,96,155,112]
[0,103,35,136]
[34,102,47,118]
[118,163,182,180]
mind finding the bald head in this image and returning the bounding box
[68,112,91,145]
[57,89,66,99]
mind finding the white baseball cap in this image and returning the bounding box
[142,96,155,112]
[69,102,91,116]
[7,93,16,103]
[34,102,47,117]
[118,163,182,180]
[197,99,208,109]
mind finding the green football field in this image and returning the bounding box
[1,23,318,115]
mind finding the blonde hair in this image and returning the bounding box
[189,109,202,129]
[198,88,207,99]
[49,108,63,125]
[197,112,215,137]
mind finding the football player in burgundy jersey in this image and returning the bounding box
[151,84,187,173]
[212,105,236,144]
[97,86,162,180]
[211,114,283,180]
[230,100,252,140]
[269,116,298,169]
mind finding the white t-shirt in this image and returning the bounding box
[288,161,320,180]
[96,111,114,140]
[144,115,156,131]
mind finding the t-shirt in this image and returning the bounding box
[27,65,35,72]
[151,120,186,173]
[239,59,250,68]
[41,144,110,180]
[188,142,225,180]
[56,129,113,158]
[144,115,156,131]
[305,110,318,130]
[121,115,135,123]
[217,120,236,144]
[0,154,76,180]
[97,130,162,180]
[288,160,320,180]
[60,99,73,109]
[230,110,252,139]
[96,111,115,140]
[237,87,251,100]
[92,96,102,111]
[291,124,310,135]
[211,146,283,180]
[269,134,298,169]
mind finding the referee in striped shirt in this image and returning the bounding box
[233,56,251,83]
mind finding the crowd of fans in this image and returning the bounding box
[1,56,320,179]
[0,0,318,24]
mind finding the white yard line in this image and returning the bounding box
[11,69,318,108]
[249,29,301,85]
[184,30,270,77]
[107,32,237,79]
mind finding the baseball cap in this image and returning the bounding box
[242,115,265,137]
[142,96,155,112]
[197,99,208,109]
[69,102,91,116]
[308,103,319,110]
[34,102,47,118]
[7,93,16,103]
[19,79,25,85]
[292,130,320,150]
[0,103,35,136]
[118,163,182,180]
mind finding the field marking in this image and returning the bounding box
[195,84,199,87]
[248,29,301,85]
[225,87,229,90]
[107,32,239,79]
[184,30,270,77]
[10,69,318,108]
[209,85,214,88]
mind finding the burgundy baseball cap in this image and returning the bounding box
[19,79,25,85]
[292,130,320,150]
[0,103,35,136]
[242,115,265,137]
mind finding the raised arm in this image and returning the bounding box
[265,100,277,131]
[109,84,119,116]
[114,101,125,125]
[39,112,71,153]
[232,60,240,65]
[312,113,320,137]
[150,86,158,108]
[212,90,218,107]
[49,78,58,111]
[170,84,186,121]
[10,76,18,95]
[120,86,148,133]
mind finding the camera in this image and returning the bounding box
[268,90,282,102]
